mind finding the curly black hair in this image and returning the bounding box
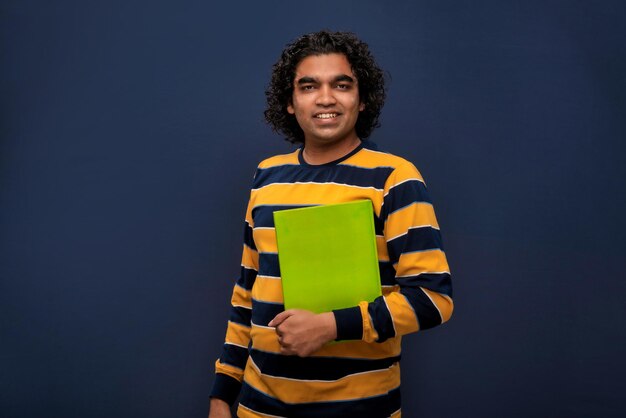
[264,30,386,144]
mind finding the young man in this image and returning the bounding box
[209,31,453,418]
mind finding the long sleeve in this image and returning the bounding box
[333,161,453,342]
[209,199,258,405]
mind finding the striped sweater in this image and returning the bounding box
[211,141,453,417]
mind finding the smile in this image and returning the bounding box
[314,113,339,119]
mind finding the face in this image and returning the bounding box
[287,53,365,147]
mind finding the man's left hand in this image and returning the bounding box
[268,310,337,357]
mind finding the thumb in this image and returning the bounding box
[268,309,296,327]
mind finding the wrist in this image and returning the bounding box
[320,312,338,341]
[210,397,230,411]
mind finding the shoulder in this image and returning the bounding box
[251,149,300,189]
[351,141,423,180]
[256,149,300,170]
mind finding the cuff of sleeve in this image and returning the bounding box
[210,373,242,406]
[333,306,363,340]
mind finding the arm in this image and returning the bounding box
[209,200,259,406]
[333,161,453,343]
[208,398,231,418]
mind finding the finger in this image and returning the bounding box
[268,309,296,327]
[268,310,291,327]
[279,345,295,356]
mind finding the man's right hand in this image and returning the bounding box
[208,398,231,418]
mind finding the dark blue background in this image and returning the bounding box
[2,1,625,417]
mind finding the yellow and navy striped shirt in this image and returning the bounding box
[211,141,453,417]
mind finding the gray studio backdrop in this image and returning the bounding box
[1,1,625,417]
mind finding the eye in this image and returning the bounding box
[336,84,351,90]
[300,85,315,91]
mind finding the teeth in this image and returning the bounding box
[315,113,337,119]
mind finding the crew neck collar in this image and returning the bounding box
[298,142,364,167]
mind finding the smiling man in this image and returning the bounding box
[286,53,364,162]
[209,31,453,418]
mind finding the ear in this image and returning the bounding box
[359,102,365,112]
[287,102,295,114]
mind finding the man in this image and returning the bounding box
[209,31,453,418]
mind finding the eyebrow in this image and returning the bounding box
[334,74,355,83]
[295,74,355,85]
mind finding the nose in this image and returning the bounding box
[315,85,336,106]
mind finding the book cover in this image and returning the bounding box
[273,200,382,313]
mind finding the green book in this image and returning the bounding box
[273,200,382,313]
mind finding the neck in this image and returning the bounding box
[302,136,362,165]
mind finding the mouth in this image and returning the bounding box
[314,112,340,119]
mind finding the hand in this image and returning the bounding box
[268,309,337,357]
[208,398,231,418]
